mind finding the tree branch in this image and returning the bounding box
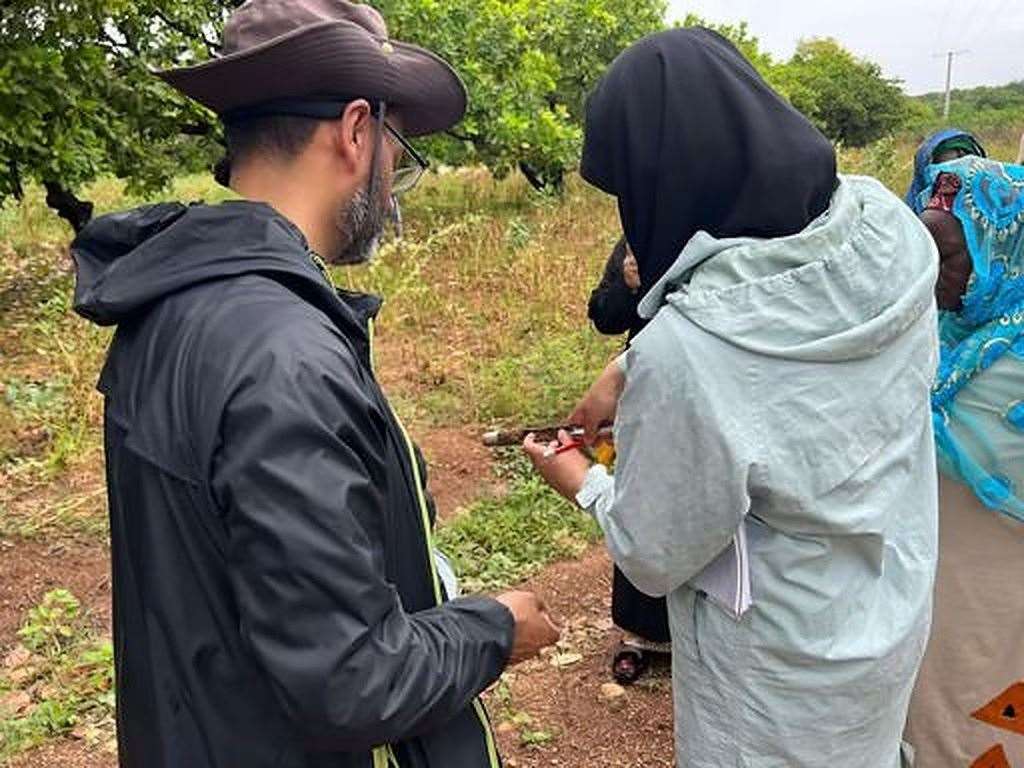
[180,122,215,137]
[518,161,564,195]
[43,181,94,234]
[152,8,219,56]
[8,159,23,200]
[100,27,138,57]
[445,129,482,146]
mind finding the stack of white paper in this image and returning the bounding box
[690,523,751,619]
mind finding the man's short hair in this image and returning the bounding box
[223,114,322,169]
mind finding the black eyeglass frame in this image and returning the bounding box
[382,120,429,196]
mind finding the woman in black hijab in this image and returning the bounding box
[527,28,939,767]
[582,26,836,685]
[582,28,836,287]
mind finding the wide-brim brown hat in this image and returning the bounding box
[157,0,467,137]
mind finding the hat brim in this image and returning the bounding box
[157,20,467,137]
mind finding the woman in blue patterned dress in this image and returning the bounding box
[905,157,1024,767]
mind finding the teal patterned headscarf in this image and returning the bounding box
[917,157,1024,518]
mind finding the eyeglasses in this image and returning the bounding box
[382,121,428,196]
[225,98,429,197]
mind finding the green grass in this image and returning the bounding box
[0,590,115,762]
[436,451,602,592]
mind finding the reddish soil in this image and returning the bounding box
[8,741,116,768]
[0,538,110,643]
[487,546,676,768]
[417,426,494,518]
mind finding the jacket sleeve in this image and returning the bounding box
[210,330,514,751]
[588,241,640,336]
[578,330,757,597]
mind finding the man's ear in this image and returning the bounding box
[334,99,374,174]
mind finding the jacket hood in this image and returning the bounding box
[639,176,939,362]
[71,200,376,330]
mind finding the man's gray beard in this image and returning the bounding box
[332,183,388,265]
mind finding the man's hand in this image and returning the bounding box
[495,591,561,665]
[523,430,591,502]
[569,358,626,444]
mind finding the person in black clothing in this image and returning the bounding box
[587,237,672,684]
[71,2,559,767]
[588,237,641,336]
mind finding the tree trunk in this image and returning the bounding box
[518,161,564,195]
[43,181,94,234]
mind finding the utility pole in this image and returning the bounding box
[935,50,971,119]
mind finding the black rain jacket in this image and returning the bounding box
[71,200,513,768]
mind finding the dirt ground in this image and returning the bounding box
[490,546,675,768]
[1,439,675,768]
[0,538,110,642]
[417,426,496,518]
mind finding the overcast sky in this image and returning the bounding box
[667,0,1024,94]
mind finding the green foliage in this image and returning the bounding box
[1,0,665,215]
[3,378,68,424]
[0,699,79,758]
[838,136,906,192]
[908,81,1024,141]
[484,675,557,749]
[519,726,555,747]
[1,590,116,761]
[376,0,665,190]
[0,1,230,211]
[917,80,1024,119]
[1,279,104,480]
[17,589,81,656]
[436,452,601,592]
[777,39,908,147]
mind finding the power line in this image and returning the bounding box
[934,0,959,49]
[958,0,1004,47]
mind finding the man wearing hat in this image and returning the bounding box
[70,2,560,766]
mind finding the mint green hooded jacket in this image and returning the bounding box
[580,176,939,767]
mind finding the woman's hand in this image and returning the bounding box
[524,431,592,502]
[569,358,626,443]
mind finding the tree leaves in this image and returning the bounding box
[0,1,231,215]
[371,0,666,190]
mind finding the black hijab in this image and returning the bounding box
[582,28,838,289]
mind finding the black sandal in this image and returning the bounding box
[611,644,650,685]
